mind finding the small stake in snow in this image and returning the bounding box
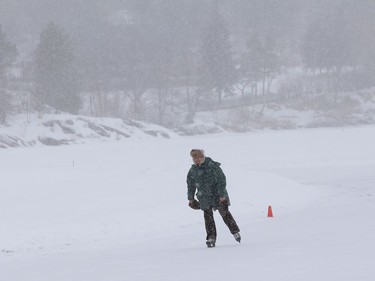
[267,205,273,218]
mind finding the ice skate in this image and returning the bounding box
[206,238,216,248]
[233,232,241,243]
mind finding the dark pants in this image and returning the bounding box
[203,203,240,240]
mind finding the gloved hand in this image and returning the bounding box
[188,199,200,210]
[219,197,227,202]
[219,197,228,205]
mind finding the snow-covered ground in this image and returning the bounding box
[1,125,375,280]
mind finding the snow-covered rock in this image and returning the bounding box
[0,114,177,148]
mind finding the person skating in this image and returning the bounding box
[187,149,241,247]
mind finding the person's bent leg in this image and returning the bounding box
[218,203,240,234]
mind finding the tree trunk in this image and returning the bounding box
[185,87,201,124]
[217,88,222,105]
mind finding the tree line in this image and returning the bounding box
[1,0,375,125]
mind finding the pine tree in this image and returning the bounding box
[199,2,236,105]
[0,25,17,123]
[34,22,80,114]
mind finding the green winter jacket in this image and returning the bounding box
[187,157,230,210]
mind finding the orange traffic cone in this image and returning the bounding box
[267,205,273,217]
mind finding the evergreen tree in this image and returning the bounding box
[348,1,375,85]
[300,1,357,101]
[301,5,353,74]
[0,25,17,123]
[34,22,80,114]
[237,31,281,113]
[199,2,237,104]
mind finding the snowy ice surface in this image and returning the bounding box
[1,125,375,281]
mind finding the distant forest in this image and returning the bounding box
[1,0,375,125]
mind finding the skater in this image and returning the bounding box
[187,149,241,247]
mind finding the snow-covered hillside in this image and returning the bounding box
[2,89,375,149]
[176,89,375,135]
[0,114,176,148]
[1,125,374,280]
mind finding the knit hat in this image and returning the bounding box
[190,149,204,157]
